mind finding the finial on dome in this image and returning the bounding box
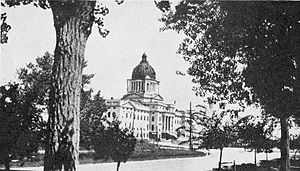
[142,53,147,62]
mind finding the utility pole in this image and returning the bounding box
[189,102,193,151]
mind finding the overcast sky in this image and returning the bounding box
[0,1,204,109]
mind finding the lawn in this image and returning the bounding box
[1,140,206,168]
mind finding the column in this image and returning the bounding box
[168,116,171,131]
[162,116,164,132]
[171,117,174,132]
[166,116,168,132]
[139,82,141,91]
[165,116,168,132]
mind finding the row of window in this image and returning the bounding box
[151,125,161,131]
[136,133,148,138]
[123,107,148,113]
[123,123,149,131]
[107,112,116,118]
[125,112,149,121]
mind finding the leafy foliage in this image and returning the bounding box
[237,115,277,164]
[18,52,53,108]
[158,1,300,117]
[198,111,237,150]
[93,121,137,171]
[0,83,45,170]
[158,2,300,169]
[80,91,107,150]
[17,53,108,150]
[197,109,237,170]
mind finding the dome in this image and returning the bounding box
[132,53,156,80]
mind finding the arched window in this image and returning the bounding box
[112,112,116,118]
[108,112,111,118]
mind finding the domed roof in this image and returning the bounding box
[132,53,156,80]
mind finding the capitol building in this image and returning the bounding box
[104,53,189,140]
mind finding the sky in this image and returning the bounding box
[0,1,202,110]
[1,1,299,137]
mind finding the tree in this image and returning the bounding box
[93,121,137,171]
[157,1,300,170]
[176,103,206,151]
[18,52,53,107]
[198,111,237,170]
[1,1,123,170]
[17,52,107,167]
[0,83,44,170]
[80,91,107,150]
[237,115,276,165]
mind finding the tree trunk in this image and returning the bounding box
[189,102,192,151]
[116,162,121,171]
[44,1,95,171]
[4,154,10,171]
[280,116,290,171]
[254,148,257,166]
[266,152,268,161]
[218,148,223,171]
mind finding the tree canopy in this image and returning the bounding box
[157,1,300,116]
[0,83,45,170]
[157,1,299,170]
[93,121,136,171]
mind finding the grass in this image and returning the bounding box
[2,140,206,168]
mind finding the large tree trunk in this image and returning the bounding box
[280,116,290,171]
[44,1,95,171]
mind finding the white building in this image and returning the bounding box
[104,53,188,140]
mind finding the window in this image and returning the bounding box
[159,117,161,121]
[137,115,139,120]
[147,125,148,130]
[108,112,111,117]
[130,113,132,118]
[144,116,146,120]
[126,113,128,118]
[152,125,154,131]
[152,116,155,122]
[112,112,116,118]
[129,123,131,128]
[147,116,148,121]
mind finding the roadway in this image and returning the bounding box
[11,148,281,171]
